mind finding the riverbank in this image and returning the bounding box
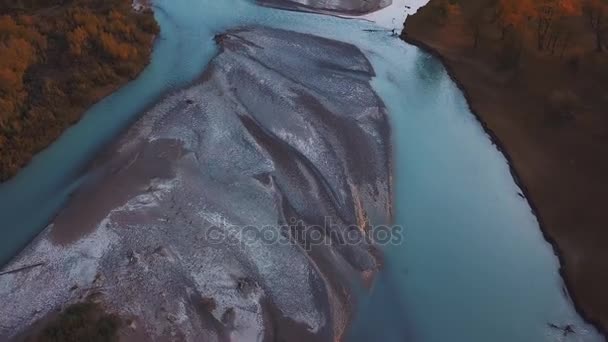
[0,0,159,182]
[404,1,608,335]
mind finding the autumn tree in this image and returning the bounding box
[67,26,88,56]
[99,32,136,60]
[0,15,45,129]
[492,0,534,67]
[496,0,534,39]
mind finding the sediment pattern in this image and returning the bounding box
[0,27,391,341]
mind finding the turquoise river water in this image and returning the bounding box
[0,0,602,341]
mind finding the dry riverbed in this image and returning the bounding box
[0,26,392,341]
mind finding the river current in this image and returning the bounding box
[0,0,602,341]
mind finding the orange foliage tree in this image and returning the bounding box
[67,26,89,56]
[0,15,45,130]
[497,0,534,36]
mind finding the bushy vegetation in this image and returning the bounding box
[0,0,159,181]
[35,302,121,342]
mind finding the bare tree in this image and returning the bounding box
[583,0,607,52]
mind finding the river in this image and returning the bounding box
[0,0,602,341]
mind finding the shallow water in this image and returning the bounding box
[0,0,602,341]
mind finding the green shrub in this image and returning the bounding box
[37,302,121,342]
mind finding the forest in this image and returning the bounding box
[0,0,158,181]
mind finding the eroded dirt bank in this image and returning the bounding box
[0,27,391,341]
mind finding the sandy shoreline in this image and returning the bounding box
[403,10,608,338]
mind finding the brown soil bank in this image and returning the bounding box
[404,0,608,334]
[0,0,159,181]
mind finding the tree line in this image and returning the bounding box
[427,0,607,66]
